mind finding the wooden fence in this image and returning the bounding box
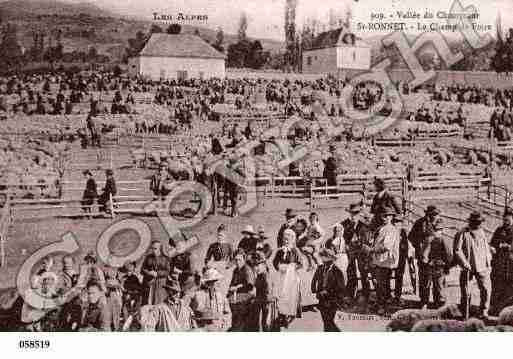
[0,196,12,267]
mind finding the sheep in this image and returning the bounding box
[412,319,466,332]
[409,318,486,332]
[485,325,513,332]
[386,304,462,332]
[497,305,513,326]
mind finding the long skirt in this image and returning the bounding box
[273,264,301,317]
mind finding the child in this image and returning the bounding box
[253,253,273,332]
[120,261,142,322]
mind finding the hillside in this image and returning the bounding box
[0,0,284,63]
[0,0,117,19]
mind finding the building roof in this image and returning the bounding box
[138,33,226,60]
[306,27,370,51]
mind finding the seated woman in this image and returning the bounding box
[272,229,302,331]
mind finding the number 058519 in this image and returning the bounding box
[18,340,50,350]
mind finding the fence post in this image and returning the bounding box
[309,178,314,211]
[110,193,115,219]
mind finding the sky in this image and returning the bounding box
[69,0,513,41]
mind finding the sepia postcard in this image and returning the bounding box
[0,0,512,339]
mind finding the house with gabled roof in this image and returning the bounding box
[302,27,371,75]
[128,33,226,80]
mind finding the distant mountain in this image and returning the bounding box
[0,0,117,19]
[0,0,284,62]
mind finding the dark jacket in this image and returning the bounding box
[238,236,258,255]
[272,248,302,271]
[311,262,345,307]
[205,242,233,263]
[83,178,98,199]
[408,216,435,259]
[371,190,401,215]
[103,177,117,197]
[81,300,111,331]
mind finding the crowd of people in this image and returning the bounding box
[2,175,511,332]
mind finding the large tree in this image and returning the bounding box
[284,0,298,71]
[0,23,24,69]
[213,27,225,53]
[166,23,182,35]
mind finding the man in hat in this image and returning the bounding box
[227,249,256,331]
[418,218,450,309]
[150,165,172,201]
[454,211,492,318]
[191,267,231,331]
[252,252,273,331]
[370,206,401,315]
[489,208,513,315]
[98,169,117,214]
[142,278,195,331]
[408,205,442,260]
[238,225,258,256]
[81,170,97,214]
[322,145,338,194]
[80,281,112,332]
[311,248,345,332]
[255,225,273,260]
[370,178,401,216]
[342,203,372,301]
[141,241,171,305]
[277,208,298,248]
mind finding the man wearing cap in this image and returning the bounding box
[370,206,401,315]
[370,178,401,216]
[342,203,372,301]
[311,248,345,331]
[238,225,258,256]
[277,208,298,248]
[191,267,231,331]
[489,208,513,315]
[418,218,450,309]
[454,211,492,318]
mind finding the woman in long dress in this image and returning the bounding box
[271,229,302,331]
[324,224,349,285]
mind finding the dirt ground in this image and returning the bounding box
[0,192,502,331]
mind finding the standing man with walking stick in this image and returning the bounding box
[454,212,492,319]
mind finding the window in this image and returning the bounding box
[307,56,312,66]
[177,71,188,81]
